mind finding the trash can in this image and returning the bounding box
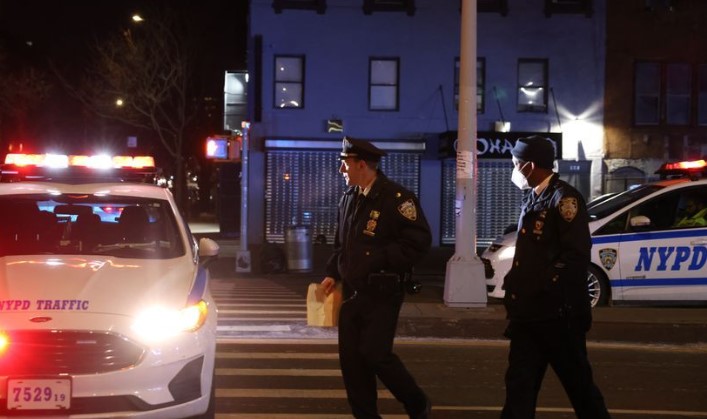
[285,225,313,273]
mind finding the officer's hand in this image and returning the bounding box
[320,276,336,296]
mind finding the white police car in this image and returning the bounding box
[0,153,219,418]
[482,159,707,306]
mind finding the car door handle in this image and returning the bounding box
[691,240,707,246]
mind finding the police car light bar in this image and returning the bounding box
[656,158,707,180]
[4,154,155,170]
[662,159,707,171]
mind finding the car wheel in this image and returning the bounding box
[587,265,609,307]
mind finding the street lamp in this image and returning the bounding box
[132,14,144,23]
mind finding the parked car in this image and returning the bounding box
[482,159,707,306]
[0,153,219,418]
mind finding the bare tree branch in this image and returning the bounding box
[51,5,202,208]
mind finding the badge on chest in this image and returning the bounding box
[363,210,380,236]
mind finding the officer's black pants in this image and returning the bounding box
[501,319,611,419]
[338,291,428,419]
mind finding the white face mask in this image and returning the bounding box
[511,163,531,190]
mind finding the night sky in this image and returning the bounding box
[0,0,248,155]
[0,0,247,73]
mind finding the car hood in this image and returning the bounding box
[0,255,196,316]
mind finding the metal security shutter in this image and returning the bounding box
[265,151,420,244]
[441,158,523,248]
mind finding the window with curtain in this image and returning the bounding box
[517,59,548,113]
[274,55,304,109]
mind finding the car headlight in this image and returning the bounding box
[0,332,8,355]
[497,245,516,261]
[132,300,208,342]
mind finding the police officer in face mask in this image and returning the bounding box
[501,136,611,419]
[320,137,432,419]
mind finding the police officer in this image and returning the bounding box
[320,137,432,419]
[501,136,611,419]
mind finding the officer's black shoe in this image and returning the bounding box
[412,397,432,419]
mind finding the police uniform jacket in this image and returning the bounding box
[503,174,592,327]
[325,172,431,294]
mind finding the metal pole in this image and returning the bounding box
[443,0,487,308]
[235,121,251,273]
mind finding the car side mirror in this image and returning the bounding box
[198,237,220,263]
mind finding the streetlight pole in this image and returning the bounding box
[443,0,487,308]
[235,121,251,273]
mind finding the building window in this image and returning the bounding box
[634,62,660,125]
[478,0,508,15]
[274,55,304,109]
[363,0,415,16]
[273,0,327,14]
[369,58,399,111]
[454,57,485,113]
[698,65,707,126]
[544,0,593,17]
[517,59,548,113]
[666,63,691,125]
[634,61,692,126]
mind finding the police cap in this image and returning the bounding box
[339,136,387,163]
[511,135,555,169]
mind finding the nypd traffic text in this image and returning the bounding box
[0,299,90,311]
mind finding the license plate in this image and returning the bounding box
[7,378,71,410]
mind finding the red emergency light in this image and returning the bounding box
[662,159,707,171]
[656,158,707,180]
[4,153,155,169]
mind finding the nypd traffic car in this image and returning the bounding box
[482,159,707,306]
[0,153,219,418]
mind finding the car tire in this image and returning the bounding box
[587,265,609,307]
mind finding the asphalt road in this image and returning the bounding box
[209,272,707,418]
[213,340,707,418]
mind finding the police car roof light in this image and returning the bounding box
[656,158,707,180]
[1,153,159,184]
[4,153,155,170]
[662,159,706,171]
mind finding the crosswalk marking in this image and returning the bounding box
[218,309,305,315]
[218,317,303,322]
[217,415,405,419]
[218,318,304,323]
[217,325,292,332]
[216,388,395,399]
[216,368,341,377]
[218,303,306,308]
[215,298,303,302]
[217,352,338,360]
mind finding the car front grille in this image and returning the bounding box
[0,330,145,375]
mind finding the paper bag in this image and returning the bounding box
[306,282,342,327]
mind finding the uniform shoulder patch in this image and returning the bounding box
[397,199,417,221]
[558,197,578,222]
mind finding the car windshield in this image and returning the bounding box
[588,184,665,221]
[0,194,185,259]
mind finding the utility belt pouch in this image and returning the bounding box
[367,272,401,297]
